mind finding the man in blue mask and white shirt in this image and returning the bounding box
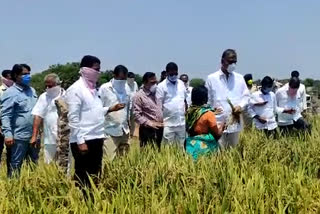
[156,62,187,149]
[99,65,131,160]
[1,64,38,177]
[205,49,249,149]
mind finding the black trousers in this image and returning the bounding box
[0,134,4,163]
[139,126,163,149]
[70,139,104,187]
[263,129,278,139]
[279,118,311,135]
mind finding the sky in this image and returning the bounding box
[1,0,320,80]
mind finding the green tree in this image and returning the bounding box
[98,71,113,86]
[303,78,314,87]
[31,62,80,94]
[31,62,143,94]
[134,74,143,87]
[190,78,205,88]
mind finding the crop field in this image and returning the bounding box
[0,118,320,213]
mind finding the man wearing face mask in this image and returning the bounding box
[31,73,66,164]
[180,74,193,107]
[0,70,14,95]
[205,49,250,149]
[127,72,139,138]
[242,73,257,129]
[248,76,279,138]
[276,77,311,134]
[99,65,131,160]
[0,69,13,165]
[1,64,38,177]
[66,55,107,187]
[133,72,163,149]
[286,71,307,116]
[156,62,187,149]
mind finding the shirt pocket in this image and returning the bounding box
[16,97,32,112]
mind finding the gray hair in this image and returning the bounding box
[44,73,61,85]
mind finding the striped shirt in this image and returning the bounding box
[133,87,163,127]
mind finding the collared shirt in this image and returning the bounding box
[247,91,279,130]
[185,86,193,107]
[0,84,8,98]
[284,83,307,111]
[98,79,130,137]
[127,81,139,94]
[133,87,163,127]
[31,89,66,145]
[205,69,250,133]
[1,84,38,140]
[276,84,302,126]
[66,77,107,144]
[156,79,187,127]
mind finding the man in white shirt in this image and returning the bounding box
[66,55,107,187]
[248,76,279,138]
[31,73,66,164]
[127,72,139,138]
[205,49,249,149]
[290,71,307,114]
[242,73,257,129]
[276,77,311,135]
[156,62,187,149]
[180,74,193,107]
[99,65,131,160]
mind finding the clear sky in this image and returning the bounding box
[1,0,319,80]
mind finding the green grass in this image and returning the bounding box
[1,119,320,213]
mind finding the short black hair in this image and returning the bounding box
[2,70,11,78]
[161,71,166,76]
[21,64,31,71]
[291,70,300,78]
[11,64,24,82]
[289,77,300,89]
[244,74,252,82]
[221,49,236,63]
[128,72,135,78]
[80,55,101,68]
[261,76,273,88]
[191,86,208,106]
[166,62,178,72]
[142,72,156,83]
[114,65,128,77]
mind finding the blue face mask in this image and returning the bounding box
[262,87,272,94]
[168,75,178,83]
[21,74,31,86]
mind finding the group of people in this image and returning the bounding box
[0,49,311,188]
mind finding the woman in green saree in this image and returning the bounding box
[185,86,224,160]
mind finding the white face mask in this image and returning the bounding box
[46,86,61,98]
[168,75,178,83]
[127,78,135,85]
[112,79,127,93]
[227,63,236,73]
[149,84,157,93]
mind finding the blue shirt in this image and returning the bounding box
[1,84,37,140]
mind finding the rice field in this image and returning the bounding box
[0,118,320,213]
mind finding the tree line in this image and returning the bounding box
[30,62,206,94]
